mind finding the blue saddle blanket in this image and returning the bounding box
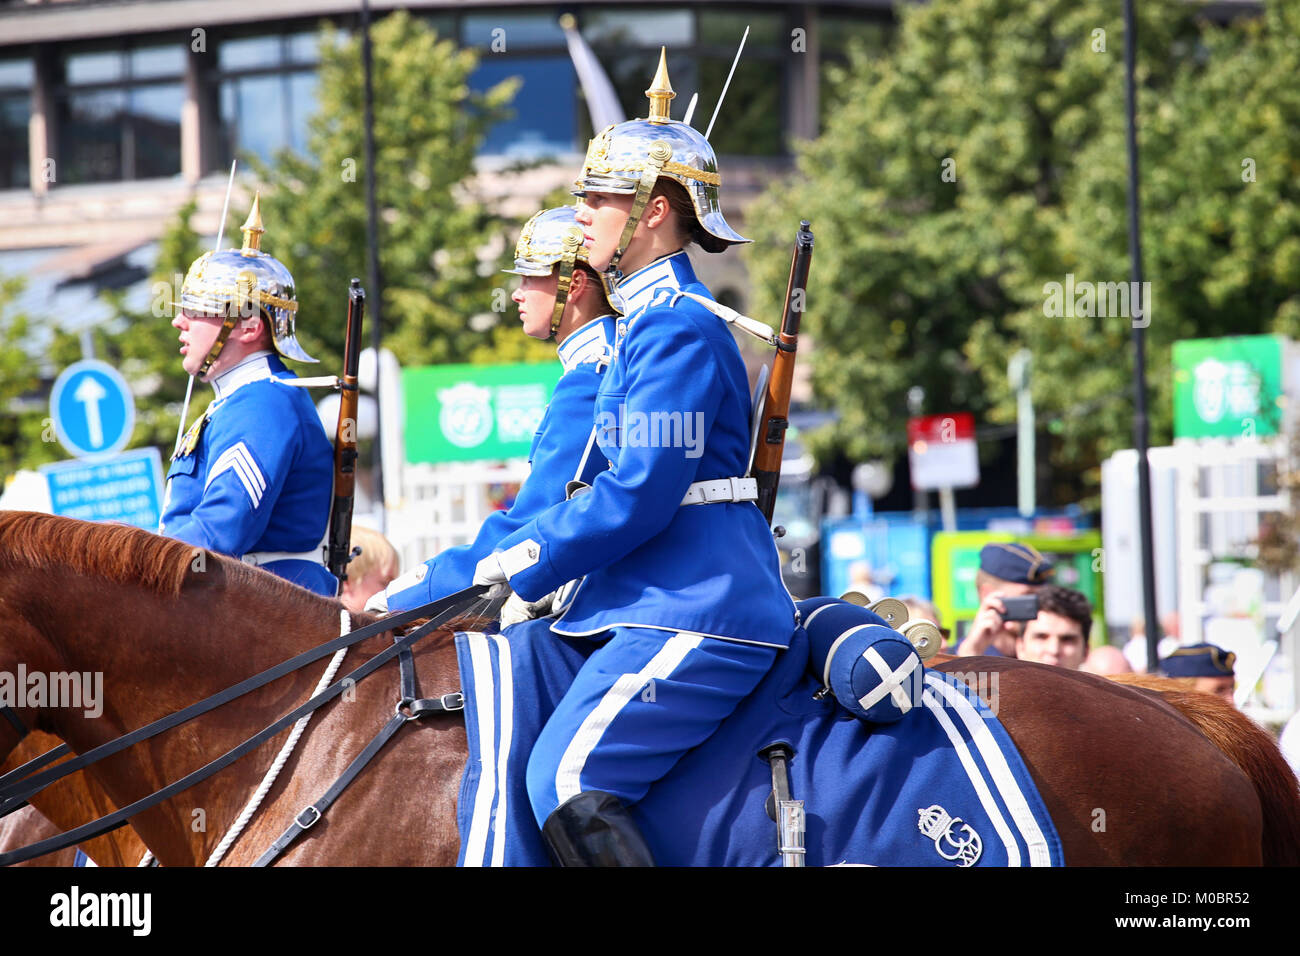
[453,624,1064,866]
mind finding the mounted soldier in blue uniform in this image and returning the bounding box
[473,52,797,866]
[370,205,619,616]
[159,196,338,598]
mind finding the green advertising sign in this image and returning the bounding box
[402,362,561,464]
[1172,335,1284,439]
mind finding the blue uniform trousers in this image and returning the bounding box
[525,626,777,828]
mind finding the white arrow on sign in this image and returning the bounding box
[74,375,107,449]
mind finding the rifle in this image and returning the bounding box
[327,279,366,582]
[752,221,814,525]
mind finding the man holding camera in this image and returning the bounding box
[955,542,1055,657]
[1014,585,1092,669]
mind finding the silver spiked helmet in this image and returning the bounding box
[574,48,748,265]
[180,193,316,374]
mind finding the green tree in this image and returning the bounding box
[0,277,48,478]
[105,197,206,453]
[745,0,1293,506]
[248,11,531,370]
[0,200,207,480]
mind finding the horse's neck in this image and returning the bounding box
[37,565,346,865]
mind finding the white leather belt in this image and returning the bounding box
[242,548,327,568]
[681,476,759,506]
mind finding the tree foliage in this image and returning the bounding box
[248,11,531,370]
[0,205,202,476]
[0,278,45,477]
[746,0,1299,505]
[1,14,550,482]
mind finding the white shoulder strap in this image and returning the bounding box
[672,290,778,346]
[572,425,600,483]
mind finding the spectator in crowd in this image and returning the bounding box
[898,595,942,628]
[1014,584,1091,670]
[1159,643,1236,704]
[955,542,1054,657]
[1081,643,1133,676]
[340,525,400,615]
[844,561,885,604]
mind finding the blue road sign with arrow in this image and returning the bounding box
[49,360,136,459]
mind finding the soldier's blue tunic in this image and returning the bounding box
[385,315,617,611]
[490,251,797,826]
[160,351,337,597]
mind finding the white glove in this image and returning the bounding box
[364,589,389,614]
[500,590,558,629]
[472,553,512,600]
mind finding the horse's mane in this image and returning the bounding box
[1113,672,1300,866]
[0,511,198,596]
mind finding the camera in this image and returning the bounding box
[1000,594,1040,622]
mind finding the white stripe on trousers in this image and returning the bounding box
[554,631,704,805]
[489,634,513,868]
[462,634,497,867]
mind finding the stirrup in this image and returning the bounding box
[541,790,656,867]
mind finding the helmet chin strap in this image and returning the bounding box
[197,274,261,378]
[607,140,672,279]
[196,312,240,379]
[549,230,585,339]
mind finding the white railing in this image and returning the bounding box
[383,459,531,575]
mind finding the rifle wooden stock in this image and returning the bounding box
[327,279,365,582]
[753,221,814,525]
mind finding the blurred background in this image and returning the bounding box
[2,0,1299,727]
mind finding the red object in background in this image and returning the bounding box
[907,412,979,490]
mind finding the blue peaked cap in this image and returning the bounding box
[979,542,1055,585]
[1160,643,1235,678]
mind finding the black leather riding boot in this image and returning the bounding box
[541,790,656,866]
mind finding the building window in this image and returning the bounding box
[471,54,576,160]
[461,11,575,161]
[56,41,185,184]
[214,29,320,166]
[0,56,32,190]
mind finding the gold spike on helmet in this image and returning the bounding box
[179,194,315,375]
[573,48,748,273]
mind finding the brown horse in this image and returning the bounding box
[0,511,465,866]
[1,510,1296,865]
[0,731,149,866]
[1110,672,1300,865]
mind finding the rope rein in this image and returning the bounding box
[204,609,352,867]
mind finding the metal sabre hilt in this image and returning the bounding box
[760,742,806,868]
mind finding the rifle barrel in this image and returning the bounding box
[328,280,365,581]
[753,222,814,525]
